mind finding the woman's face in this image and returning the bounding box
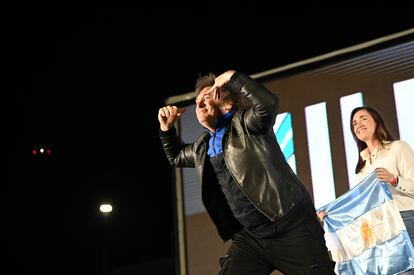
[352,109,377,142]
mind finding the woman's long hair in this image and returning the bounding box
[350,106,395,174]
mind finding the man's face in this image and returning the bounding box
[195,86,221,126]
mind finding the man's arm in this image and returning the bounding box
[225,71,280,133]
[158,105,186,132]
[158,106,196,167]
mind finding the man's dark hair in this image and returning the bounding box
[195,73,243,111]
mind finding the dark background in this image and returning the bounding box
[7,7,413,275]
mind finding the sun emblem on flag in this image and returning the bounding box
[360,219,375,248]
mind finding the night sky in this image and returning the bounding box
[7,8,413,275]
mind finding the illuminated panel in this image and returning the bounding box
[305,102,336,209]
[273,112,297,173]
[340,92,364,189]
[180,104,206,215]
[393,78,414,148]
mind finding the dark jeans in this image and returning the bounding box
[401,210,414,247]
[218,203,335,275]
[399,210,414,275]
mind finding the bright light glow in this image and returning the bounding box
[305,102,336,209]
[39,148,44,153]
[393,78,414,148]
[99,204,113,213]
[340,92,364,189]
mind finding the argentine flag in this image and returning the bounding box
[318,172,414,274]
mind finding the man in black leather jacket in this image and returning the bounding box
[158,70,335,274]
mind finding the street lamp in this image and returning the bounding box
[99,203,113,275]
[100,204,113,215]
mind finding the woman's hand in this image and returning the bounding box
[375,167,397,185]
[317,211,327,223]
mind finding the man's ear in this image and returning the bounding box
[223,101,233,112]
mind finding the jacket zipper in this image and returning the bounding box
[221,133,275,222]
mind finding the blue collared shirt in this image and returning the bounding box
[207,112,234,157]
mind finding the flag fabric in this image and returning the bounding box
[318,171,414,275]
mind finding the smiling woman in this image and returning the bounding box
[352,110,377,143]
[350,107,396,176]
[349,106,414,273]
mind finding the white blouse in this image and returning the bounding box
[354,140,414,211]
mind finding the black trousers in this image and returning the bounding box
[218,203,336,275]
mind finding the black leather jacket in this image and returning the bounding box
[160,73,312,241]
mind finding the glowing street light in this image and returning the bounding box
[99,204,113,215]
[99,203,113,275]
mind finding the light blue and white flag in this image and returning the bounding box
[318,171,414,275]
